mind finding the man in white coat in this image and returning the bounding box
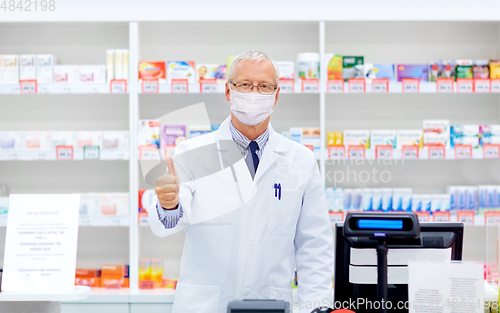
[148,50,334,313]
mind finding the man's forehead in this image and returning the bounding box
[233,59,275,79]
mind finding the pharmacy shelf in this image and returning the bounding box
[0,149,129,161]
[137,81,319,94]
[328,81,500,94]
[0,83,128,95]
[0,216,130,228]
[61,288,175,304]
[326,147,499,160]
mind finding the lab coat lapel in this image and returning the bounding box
[253,124,286,183]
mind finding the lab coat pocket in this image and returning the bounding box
[269,286,293,305]
[268,189,302,236]
[172,283,220,313]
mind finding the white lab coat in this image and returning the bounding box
[148,116,334,313]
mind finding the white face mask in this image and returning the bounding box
[229,88,276,126]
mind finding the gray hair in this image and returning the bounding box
[228,50,280,85]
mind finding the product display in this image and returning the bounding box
[101,264,129,289]
[167,61,195,82]
[325,54,342,80]
[54,65,80,83]
[342,56,364,80]
[2,55,19,84]
[343,130,370,148]
[297,52,320,79]
[456,60,473,79]
[160,125,186,155]
[276,61,294,80]
[79,65,106,84]
[364,63,396,80]
[77,131,102,149]
[196,64,227,82]
[490,61,500,79]
[138,120,161,148]
[395,130,422,149]
[102,131,129,150]
[370,130,396,147]
[25,132,51,150]
[397,64,428,82]
[428,60,455,81]
[36,54,57,84]
[327,131,343,146]
[19,54,36,80]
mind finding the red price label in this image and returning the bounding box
[348,78,365,93]
[491,79,500,93]
[483,144,500,159]
[415,211,430,222]
[329,212,344,225]
[199,79,217,93]
[56,145,73,160]
[142,79,159,93]
[401,145,419,160]
[327,79,344,93]
[375,145,393,159]
[171,79,188,93]
[139,146,160,160]
[20,80,37,94]
[110,79,127,93]
[436,78,454,93]
[474,79,490,93]
[428,146,445,159]
[485,211,500,226]
[301,78,319,93]
[348,145,365,160]
[433,211,451,222]
[279,78,294,93]
[372,78,389,93]
[454,144,472,159]
[457,78,473,93]
[402,78,420,93]
[457,211,475,226]
[328,146,345,160]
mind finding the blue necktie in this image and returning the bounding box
[249,141,260,173]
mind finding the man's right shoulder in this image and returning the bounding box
[174,131,217,154]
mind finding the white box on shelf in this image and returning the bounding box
[25,131,52,150]
[114,49,124,80]
[289,127,303,144]
[51,131,77,148]
[19,54,36,80]
[99,193,129,216]
[122,49,129,81]
[450,125,480,137]
[2,55,19,84]
[423,132,449,148]
[392,188,412,212]
[102,131,129,150]
[77,131,102,149]
[79,193,101,217]
[423,120,450,134]
[396,130,423,149]
[343,130,370,148]
[36,54,57,84]
[138,120,160,147]
[0,197,9,217]
[106,49,114,83]
[79,65,106,84]
[371,130,396,147]
[276,61,295,79]
[0,132,26,149]
[54,65,79,83]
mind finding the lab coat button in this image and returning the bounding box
[243,289,250,296]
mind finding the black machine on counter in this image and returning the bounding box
[227,299,290,312]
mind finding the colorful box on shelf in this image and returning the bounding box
[139,259,163,289]
[101,264,129,289]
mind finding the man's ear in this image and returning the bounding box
[273,86,280,106]
[225,82,231,102]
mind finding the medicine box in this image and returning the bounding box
[167,61,195,83]
[450,136,480,149]
[397,64,428,82]
[106,50,114,83]
[160,125,186,149]
[51,131,77,148]
[351,189,363,211]
[301,127,321,157]
[342,56,364,80]
[480,125,500,136]
[327,131,343,146]
[36,54,57,84]
[114,49,124,80]
[276,61,294,80]
[54,65,79,83]
[2,55,19,84]
[423,120,450,134]
[196,64,227,82]
[103,131,129,150]
[189,125,211,139]
[19,54,36,80]
[138,61,166,82]
[0,131,26,149]
[289,127,303,144]
[138,120,160,148]
[365,63,395,81]
[456,60,473,79]
[25,132,51,150]
[325,54,342,80]
[395,130,422,149]
[490,61,500,79]
[79,193,101,216]
[0,197,8,217]
[343,130,370,148]
[98,193,129,216]
[423,132,449,147]
[392,188,412,212]
[450,125,480,137]
[370,130,396,148]
[80,65,106,84]
[77,131,102,149]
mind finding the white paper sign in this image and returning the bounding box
[408,261,484,313]
[2,194,80,292]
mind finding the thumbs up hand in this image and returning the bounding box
[155,154,180,210]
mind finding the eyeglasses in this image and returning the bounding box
[229,80,277,95]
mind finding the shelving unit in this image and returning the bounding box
[1,14,500,313]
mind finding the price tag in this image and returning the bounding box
[171,79,189,93]
[56,146,73,160]
[139,215,149,226]
[329,212,344,225]
[79,218,91,227]
[348,78,365,93]
[485,211,500,226]
[483,144,500,159]
[200,79,217,93]
[402,78,420,93]
[415,211,430,222]
[110,79,127,93]
[327,79,344,93]
[6,151,19,160]
[428,146,445,159]
[38,85,50,93]
[491,79,500,93]
[142,79,159,93]
[375,145,393,159]
[348,145,365,160]
[433,211,451,222]
[62,85,74,94]
[279,78,294,93]
[454,144,472,159]
[436,78,454,93]
[457,78,473,93]
[301,78,319,93]
[457,211,475,226]
[36,150,51,160]
[328,146,345,160]
[83,146,100,160]
[372,78,389,93]
[401,145,419,160]
[474,79,490,93]
[139,146,160,160]
[88,85,100,93]
[20,80,37,94]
